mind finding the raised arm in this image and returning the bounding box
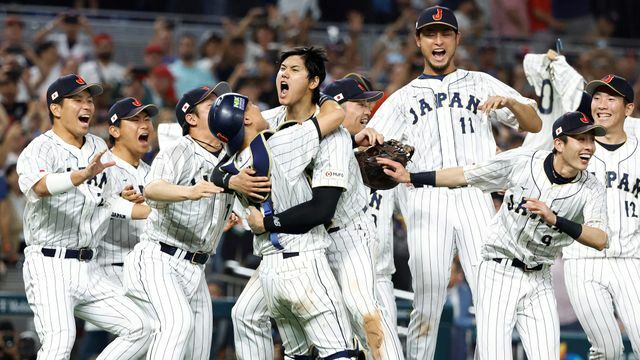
[316,96,345,137]
[479,96,542,133]
[376,157,468,188]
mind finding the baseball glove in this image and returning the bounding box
[356,139,414,190]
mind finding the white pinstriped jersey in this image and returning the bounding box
[310,128,371,230]
[522,54,585,150]
[227,120,328,255]
[99,154,150,266]
[564,136,640,259]
[625,116,640,138]
[367,69,536,170]
[143,136,234,254]
[17,131,117,248]
[464,148,608,266]
[366,188,396,276]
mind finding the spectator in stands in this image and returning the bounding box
[454,0,486,39]
[151,17,175,62]
[245,22,279,70]
[33,11,94,62]
[0,320,18,360]
[528,0,565,41]
[551,0,594,39]
[78,33,125,93]
[215,36,245,82]
[168,33,215,96]
[491,0,530,37]
[2,16,25,49]
[0,70,30,125]
[147,64,176,108]
[197,32,222,76]
[143,43,164,70]
[0,164,23,266]
[28,41,61,99]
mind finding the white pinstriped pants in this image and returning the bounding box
[260,249,355,358]
[475,259,559,360]
[22,246,153,360]
[564,258,640,359]
[123,240,212,360]
[403,187,488,360]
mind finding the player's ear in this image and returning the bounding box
[108,125,120,140]
[185,112,197,127]
[553,138,564,153]
[625,101,634,117]
[49,102,62,119]
[455,31,461,45]
[308,76,320,91]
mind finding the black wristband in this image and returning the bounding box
[410,171,436,187]
[264,215,277,232]
[555,216,582,240]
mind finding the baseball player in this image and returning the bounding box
[323,76,402,340]
[521,49,586,150]
[100,97,157,282]
[209,92,358,359]
[16,74,153,359]
[122,83,234,360]
[564,75,640,358]
[365,6,543,359]
[380,111,609,359]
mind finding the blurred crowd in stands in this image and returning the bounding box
[0,0,639,358]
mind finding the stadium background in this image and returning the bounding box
[0,0,639,358]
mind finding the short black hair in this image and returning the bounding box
[552,135,568,154]
[279,46,328,105]
[35,41,56,56]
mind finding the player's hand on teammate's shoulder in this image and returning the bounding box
[354,128,384,147]
[120,184,145,204]
[188,180,223,200]
[523,198,557,225]
[246,206,266,234]
[377,157,411,183]
[81,150,116,181]
[479,96,514,112]
[229,168,270,201]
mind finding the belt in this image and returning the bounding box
[159,242,209,265]
[327,227,340,234]
[111,262,124,267]
[493,258,543,272]
[282,252,299,259]
[41,247,94,261]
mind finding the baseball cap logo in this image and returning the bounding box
[202,86,210,91]
[131,98,142,107]
[601,74,614,83]
[357,83,365,91]
[75,76,86,85]
[555,127,563,136]
[579,113,589,123]
[432,8,443,20]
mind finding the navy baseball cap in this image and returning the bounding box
[585,74,634,103]
[108,97,158,125]
[46,74,103,107]
[323,78,383,105]
[416,6,458,33]
[344,73,373,91]
[553,111,606,139]
[175,82,231,132]
[576,91,592,118]
[208,93,248,155]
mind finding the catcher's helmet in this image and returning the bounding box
[208,92,248,156]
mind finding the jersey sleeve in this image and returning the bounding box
[582,177,608,233]
[483,73,537,129]
[311,128,351,189]
[270,120,320,178]
[146,142,192,185]
[16,140,54,202]
[366,91,408,141]
[549,56,585,113]
[463,148,530,192]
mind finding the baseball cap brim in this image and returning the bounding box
[565,124,607,137]
[416,22,458,32]
[349,90,384,103]
[121,104,159,119]
[585,80,625,99]
[194,81,232,105]
[67,83,103,98]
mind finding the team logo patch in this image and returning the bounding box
[357,83,365,91]
[110,114,118,123]
[75,75,86,85]
[601,74,614,83]
[273,216,281,227]
[51,91,59,100]
[432,8,443,21]
[334,93,344,102]
[579,113,589,123]
[233,96,246,110]
[555,127,563,136]
[132,98,142,107]
[182,102,190,113]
